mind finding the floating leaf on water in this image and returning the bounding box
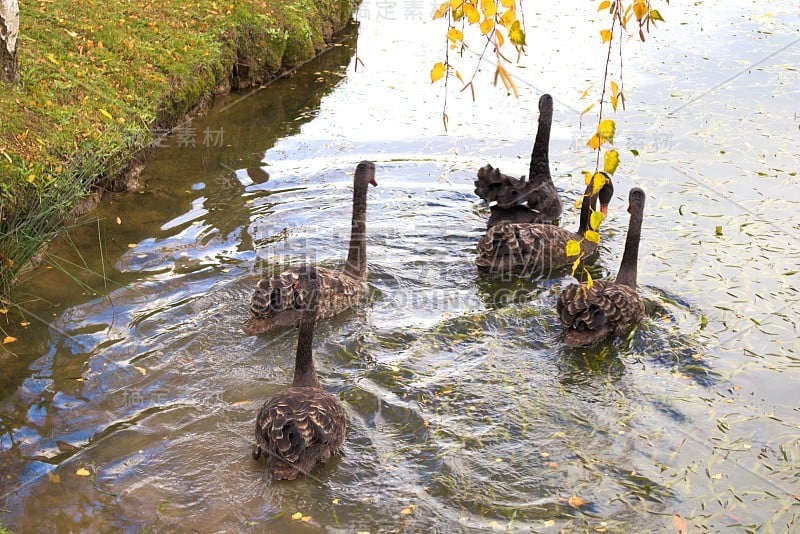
[291,512,303,520]
[128,243,137,248]
[301,516,311,522]
[568,495,587,507]
[332,499,339,505]
[672,512,688,534]
[76,468,91,477]
[543,519,556,527]
[116,217,122,224]
[400,507,413,515]
[3,336,17,344]
[134,366,147,375]
[20,321,31,327]
[47,471,61,483]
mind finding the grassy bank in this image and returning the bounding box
[0,0,355,297]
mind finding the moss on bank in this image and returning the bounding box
[0,0,356,297]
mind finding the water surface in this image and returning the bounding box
[2,1,799,531]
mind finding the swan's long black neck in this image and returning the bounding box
[528,99,553,185]
[292,268,322,388]
[615,189,645,288]
[576,184,597,235]
[344,174,369,280]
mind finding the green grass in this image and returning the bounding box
[0,0,355,297]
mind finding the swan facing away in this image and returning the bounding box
[252,265,347,480]
[557,187,646,347]
[242,161,377,335]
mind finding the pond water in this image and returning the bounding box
[2,1,799,531]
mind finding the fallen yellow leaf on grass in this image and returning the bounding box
[3,336,17,344]
[76,468,91,477]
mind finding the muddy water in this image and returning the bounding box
[2,1,799,531]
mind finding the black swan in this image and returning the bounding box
[475,94,562,227]
[242,161,377,335]
[557,187,646,347]
[475,177,614,274]
[252,265,347,480]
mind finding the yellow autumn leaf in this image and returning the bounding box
[584,229,601,244]
[76,467,91,477]
[481,0,497,18]
[46,54,60,65]
[433,1,449,19]
[499,8,516,28]
[650,9,665,22]
[462,2,480,24]
[291,512,303,520]
[571,256,581,276]
[430,62,446,83]
[47,471,61,483]
[0,308,8,314]
[508,21,525,46]
[20,321,31,327]
[301,516,312,522]
[590,210,605,231]
[446,27,464,43]
[585,270,594,290]
[449,0,460,9]
[600,29,612,43]
[586,133,601,150]
[566,240,581,257]
[598,119,616,143]
[633,0,648,21]
[100,109,114,121]
[582,170,593,185]
[400,507,413,515]
[455,69,464,83]
[27,174,36,183]
[591,172,607,194]
[3,336,17,344]
[604,149,620,175]
[480,17,494,35]
[580,102,595,120]
[500,0,515,7]
[598,0,611,11]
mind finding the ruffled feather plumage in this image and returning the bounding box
[242,266,365,334]
[476,178,614,274]
[253,386,346,480]
[474,94,562,227]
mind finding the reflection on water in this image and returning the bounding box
[3,1,800,531]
